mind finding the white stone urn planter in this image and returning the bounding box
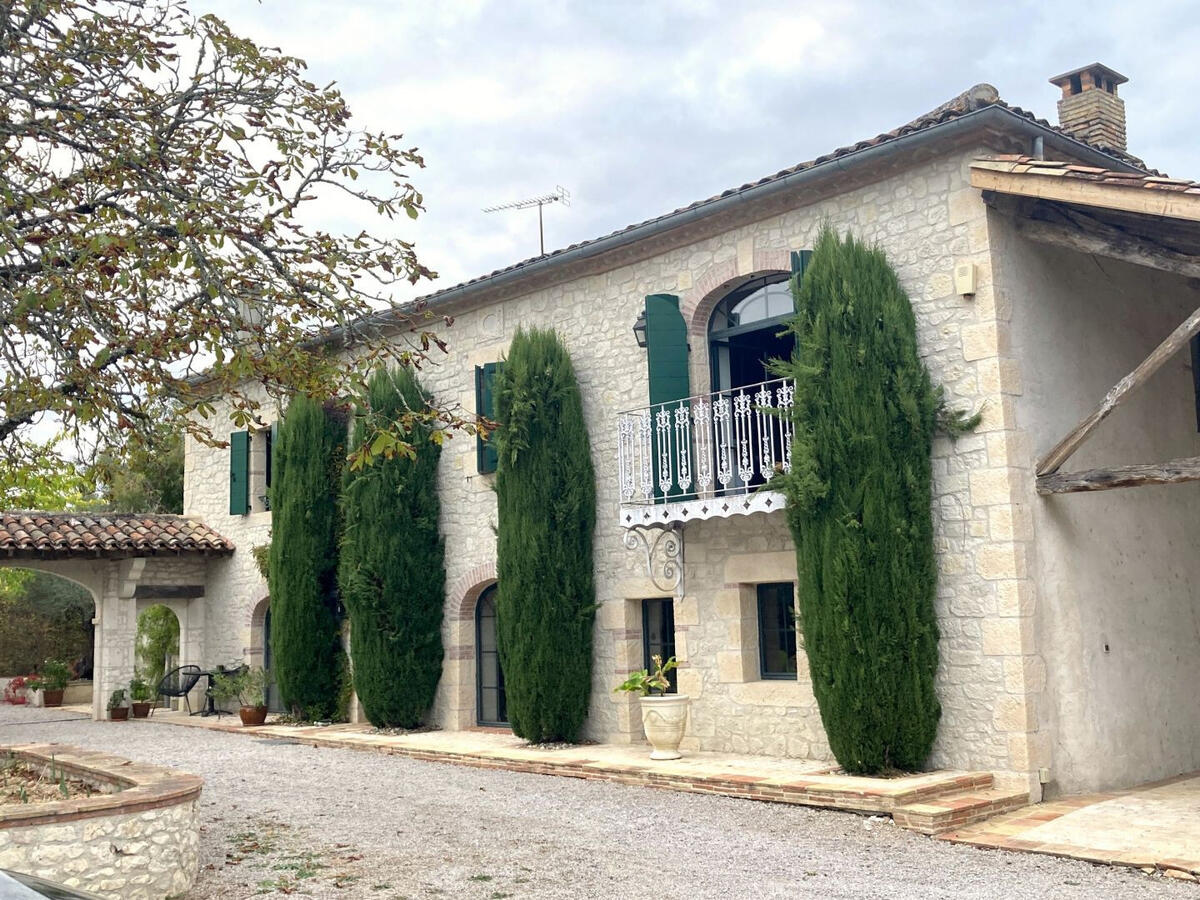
[639,693,690,760]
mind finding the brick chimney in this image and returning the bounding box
[1048,63,1128,153]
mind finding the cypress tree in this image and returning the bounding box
[340,367,445,728]
[777,226,941,774]
[268,394,346,720]
[494,327,596,743]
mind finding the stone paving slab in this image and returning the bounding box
[137,711,1004,826]
[939,772,1200,879]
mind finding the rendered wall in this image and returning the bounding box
[994,216,1200,794]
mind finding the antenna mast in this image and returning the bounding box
[483,185,571,255]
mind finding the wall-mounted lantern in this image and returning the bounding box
[632,312,648,348]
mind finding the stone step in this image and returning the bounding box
[892,786,1032,835]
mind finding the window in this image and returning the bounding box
[757,582,797,679]
[642,598,676,693]
[708,273,796,396]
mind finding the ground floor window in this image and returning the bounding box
[757,582,797,679]
[476,584,507,726]
[641,598,677,693]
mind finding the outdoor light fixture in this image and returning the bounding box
[633,312,648,348]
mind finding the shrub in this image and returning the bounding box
[775,226,941,774]
[134,604,179,689]
[268,394,347,720]
[340,367,445,728]
[494,328,596,743]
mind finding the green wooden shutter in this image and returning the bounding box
[644,294,690,500]
[229,430,250,515]
[790,249,812,282]
[475,362,500,474]
[644,293,689,408]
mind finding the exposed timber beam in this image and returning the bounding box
[1007,213,1200,281]
[1037,302,1200,475]
[1038,456,1200,494]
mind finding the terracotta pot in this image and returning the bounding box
[131,702,151,718]
[42,689,64,708]
[109,707,129,721]
[638,693,690,760]
[239,705,268,726]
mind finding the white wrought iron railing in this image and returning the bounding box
[617,378,795,508]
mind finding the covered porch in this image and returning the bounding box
[0,511,234,720]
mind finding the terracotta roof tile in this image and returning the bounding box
[971,156,1200,197]
[0,512,235,559]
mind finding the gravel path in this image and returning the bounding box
[0,705,1192,899]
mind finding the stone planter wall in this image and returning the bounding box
[0,744,202,899]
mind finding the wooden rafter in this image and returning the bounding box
[1036,302,1200,475]
[1008,213,1200,281]
[1037,456,1200,494]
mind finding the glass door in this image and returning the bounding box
[476,585,507,726]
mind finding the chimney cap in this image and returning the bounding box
[1049,63,1128,90]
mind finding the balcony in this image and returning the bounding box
[617,378,795,527]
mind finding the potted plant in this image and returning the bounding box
[37,659,71,708]
[2,676,29,705]
[107,687,129,721]
[129,677,154,718]
[24,674,44,707]
[614,655,689,760]
[213,667,271,726]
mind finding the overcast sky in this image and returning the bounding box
[201,0,1198,301]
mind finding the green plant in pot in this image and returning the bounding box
[129,676,154,718]
[107,687,129,721]
[213,667,271,726]
[614,655,689,760]
[33,660,71,708]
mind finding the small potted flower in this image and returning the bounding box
[213,666,271,726]
[107,687,129,721]
[129,677,154,718]
[614,655,689,760]
[4,675,30,705]
[37,659,71,708]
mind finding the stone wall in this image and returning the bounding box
[0,744,202,900]
[186,142,1042,786]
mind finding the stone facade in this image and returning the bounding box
[182,138,1061,794]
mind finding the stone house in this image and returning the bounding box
[12,62,1200,802]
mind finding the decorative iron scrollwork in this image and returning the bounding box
[622,523,684,597]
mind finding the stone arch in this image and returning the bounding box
[247,595,270,670]
[443,562,498,730]
[450,562,498,621]
[683,257,793,394]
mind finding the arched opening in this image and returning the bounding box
[135,603,180,708]
[0,567,97,709]
[249,596,284,713]
[708,272,795,394]
[475,584,507,727]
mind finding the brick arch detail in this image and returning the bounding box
[450,562,498,621]
[682,251,793,341]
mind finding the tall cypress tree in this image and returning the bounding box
[776,226,941,774]
[340,367,445,728]
[268,394,346,720]
[494,328,596,743]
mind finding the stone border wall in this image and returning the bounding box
[0,743,202,899]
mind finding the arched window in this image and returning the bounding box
[708,273,795,394]
[475,584,507,727]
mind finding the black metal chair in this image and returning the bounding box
[154,665,203,716]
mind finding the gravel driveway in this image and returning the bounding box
[0,705,1191,899]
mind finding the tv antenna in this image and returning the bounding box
[483,185,570,256]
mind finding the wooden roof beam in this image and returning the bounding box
[1036,301,1200,475]
[1038,456,1200,494]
